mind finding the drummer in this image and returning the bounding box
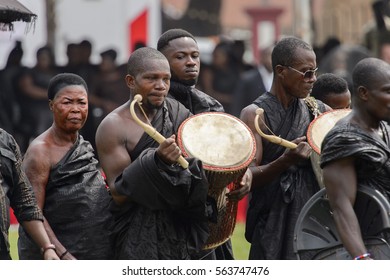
[157,28,252,260]
[95,47,210,259]
[240,36,331,260]
[321,57,390,260]
[311,73,351,109]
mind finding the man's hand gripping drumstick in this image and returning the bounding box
[255,108,312,160]
[130,94,189,169]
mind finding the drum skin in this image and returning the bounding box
[307,109,351,188]
[177,112,256,249]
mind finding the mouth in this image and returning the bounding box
[185,69,198,76]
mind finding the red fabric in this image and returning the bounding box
[10,208,18,224]
[236,195,248,223]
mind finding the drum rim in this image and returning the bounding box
[177,112,257,172]
[307,109,351,154]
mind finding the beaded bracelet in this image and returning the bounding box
[354,253,371,260]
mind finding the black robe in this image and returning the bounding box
[18,135,113,260]
[110,98,210,260]
[245,92,326,259]
[321,122,390,200]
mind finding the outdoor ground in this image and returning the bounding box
[9,222,250,260]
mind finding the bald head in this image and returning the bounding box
[127,47,168,76]
[352,57,390,94]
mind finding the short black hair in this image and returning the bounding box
[352,57,390,95]
[127,47,168,76]
[48,73,88,100]
[312,73,349,100]
[272,36,313,70]
[157,29,196,51]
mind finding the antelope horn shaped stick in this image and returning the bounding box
[130,94,189,169]
[254,108,298,149]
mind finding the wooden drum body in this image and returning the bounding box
[177,112,256,249]
[307,109,351,188]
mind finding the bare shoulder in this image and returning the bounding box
[23,134,52,170]
[96,105,130,150]
[240,104,258,126]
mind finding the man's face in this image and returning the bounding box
[280,48,317,99]
[50,85,88,132]
[323,90,351,109]
[366,72,390,123]
[162,37,200,86]
[126,58,171,110]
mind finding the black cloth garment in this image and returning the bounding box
[321,122,390,200]
[18,135,113,260]
[168,81,224,114]
[0,129,43,260]
[168,81,235,260]
[245,92,326,260]
[110,98,210,259]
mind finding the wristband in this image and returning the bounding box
[41,244,56,255]
[60,250,68,259]
[354,253,371,260]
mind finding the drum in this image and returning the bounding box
[307,109,351,188]
[177,112,256,249]
[294,186,390,260]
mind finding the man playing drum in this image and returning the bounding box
[321,57,390,260]
[95,47,210,259]
[157,28,252,260]
[240,36,331,259]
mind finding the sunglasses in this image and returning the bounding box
[287,66,318,80]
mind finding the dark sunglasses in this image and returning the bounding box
[287,66,318,80]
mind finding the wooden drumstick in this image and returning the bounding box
[254,108,298,149]
[130,94,189,169]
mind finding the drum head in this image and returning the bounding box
[307,109,351,154]
[178,112,255,170]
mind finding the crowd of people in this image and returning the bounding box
[1,27,390,261]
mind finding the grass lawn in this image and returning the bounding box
[9,222,250,260]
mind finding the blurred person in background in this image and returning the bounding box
[13,45,59,153]
[232,45,274,117]
[0,41,24,134]
[199,40,240,114]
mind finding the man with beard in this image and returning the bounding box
[321,58,390,260]
[240,36,331,259]
[95,47,209,259]
[157,29,252,260]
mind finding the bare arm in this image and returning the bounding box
[322,157,370,259]
[23,145,76,260]
[20,220,59,260]
[240,104,313,190]
[96,116,131,205]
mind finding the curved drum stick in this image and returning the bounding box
[130,94,189,169]
[254,108,298,149]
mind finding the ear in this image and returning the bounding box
[358,86,369,101]
[275,65,285,79]
[125,74,135,90]
[49,100,53,111]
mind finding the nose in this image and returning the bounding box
[155,78,168,90]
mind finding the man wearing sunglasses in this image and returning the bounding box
[240,36,331,259]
